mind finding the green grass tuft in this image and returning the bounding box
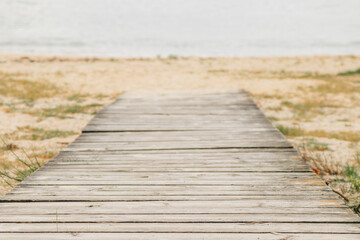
[276,125,303,137]
[15,126,77,140]
[300,138,330,151]
[0,138,43,186]
[67,94,90,103]
[338,68,360,76]
[27,103,103,119]
[168,54,178,60]
[343,165,360,191]
[280,100,338,119]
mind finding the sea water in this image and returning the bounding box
[0,0,359,57]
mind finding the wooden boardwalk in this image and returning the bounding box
[1,90,359,239]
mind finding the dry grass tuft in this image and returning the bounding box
[276,125,303,137]
[307,130,360,143]
[313,79,360,94]
[299,149,341,176]
[67,94,90,103]
[0,143,19,151]
[26,103,103,119]
[281,99,339,119]
[277,125,360,143]
[28,151,58,163]
[299,138,330,151]
[0,73,61,101]
[10,126,77,141]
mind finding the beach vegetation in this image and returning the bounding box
[258,70,332,80]
[306,130,360,143]
[343,165,360,191]
[354,152,360,165]
[0,73,60,101]
[277,125,360,142]
[28,151,57,161]
[208,69,229,73]
[0,143,19,152]
[276,125,303,137]
[255,93,283,99]
[300,149,340,176]
[0,138,43,187]
[12,126,77,141]
[338,118,350,122]
[266,106,282,111]
[54,71,64,77]
[299,138,330,151]
[67,94,90,103]
[280,99,338,119]
[338,68,360,76]
[27,103,103,119]
[268,116,279,121]
[313,79,360,94]
[95,94,110,100]
[168,54,178,60]
[300,150,360,212]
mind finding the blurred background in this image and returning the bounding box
[0,0,360,57]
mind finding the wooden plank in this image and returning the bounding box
[45,161,310,167]
[6,184,331,190]
[82,126,279,132]
[1,196,342,202]
[29,167,310,172]
[6,185,333,193]
[0,200,347,210]
[75,133,283,141]
[14,180,326,186]
[0,206,350,214]
[5,190,334,197]
[1,222,360,233]
[91,113,266,119]
[56,149,299,157]
[21,172,317,177]
[63,141,292,150]
[0,233,358,240]
[0,213,358,223]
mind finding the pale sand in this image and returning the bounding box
[0,54,360,200]
[3,55,360,95]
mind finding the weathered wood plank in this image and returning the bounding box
[5,190,334,197]
[6,185,333,193]
[56,149,299,157]
[0,206,350,214]
[1,213,358,223]
[36,167,310,172]
[63,141,292,151]
[83,125,273,131]
[0,233,359,240]
[1,195,342,202]
[0,200,347,209]
[13,180,326,186]
[1,222,360,233]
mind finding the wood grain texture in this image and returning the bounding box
[1,90,359,239]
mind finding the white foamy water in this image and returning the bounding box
[0,0,359,57]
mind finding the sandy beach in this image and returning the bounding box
[1,54,360,207]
